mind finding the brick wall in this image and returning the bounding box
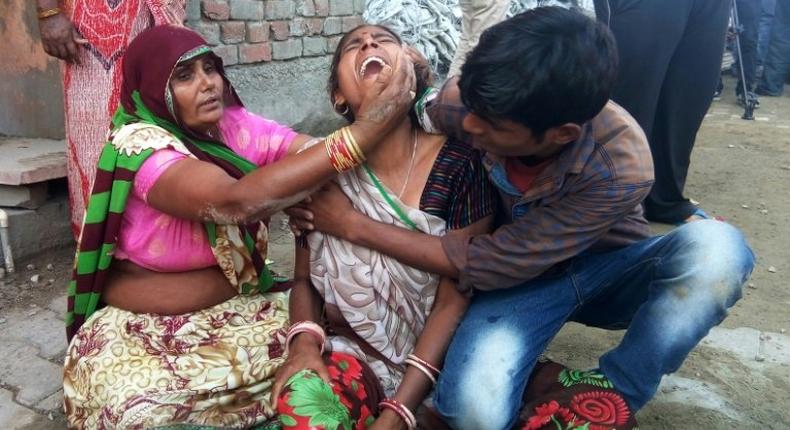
[187,0,366,67]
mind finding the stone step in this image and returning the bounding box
[0,137,66,186]
[0,195,73,263]
[0,183,48,209]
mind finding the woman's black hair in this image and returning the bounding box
[327,24,433,125]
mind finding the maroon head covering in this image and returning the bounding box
[120,25,242,140]
[65,25,274,342]
[118,24,248,177]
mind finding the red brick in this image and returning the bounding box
[247,21,270,42]
[304,18,324,35]
[202,0,230,20]
[239,42,272,63]
[220,21,246,44]
[270,21,290,41]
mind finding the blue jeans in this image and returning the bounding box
[758,0,790,95]
[736,0,761,93]
[433,220,755,430]
[757,0,777,66]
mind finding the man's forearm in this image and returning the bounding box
[344,214,459,278]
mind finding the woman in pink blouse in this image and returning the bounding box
[62,25,415,429]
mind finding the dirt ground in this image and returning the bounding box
[1,75,788,429]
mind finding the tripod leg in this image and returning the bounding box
[732,0,756,119]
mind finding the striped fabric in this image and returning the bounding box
[66,144,149,340]
[419,138,497,230]
[66,90,275,341]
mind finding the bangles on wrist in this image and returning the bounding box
[325,126,365,172]
[405,353,441,385]
[379,398,417,429]
[284,321,326,356]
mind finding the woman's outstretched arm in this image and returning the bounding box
[147,50,416,224]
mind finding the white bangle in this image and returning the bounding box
[406,353,441,375]
[405,357,437,384]
[379,399,417,429]
[285,321,326,356]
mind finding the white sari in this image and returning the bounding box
[307,165,447,396]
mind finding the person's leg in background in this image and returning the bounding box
[714,76,724,100]
[644,0,729,224]
[447,0,510,77]
[605,0,688,144]
[605,0,728,224]
[570,220,754,410]
[757,0,790,96]
[757,0,777,68]
[735,0,762,104]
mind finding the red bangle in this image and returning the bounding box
[379,399,416,429]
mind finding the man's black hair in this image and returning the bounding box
[459,7,618,137]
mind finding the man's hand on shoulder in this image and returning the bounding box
[286,182,362,241]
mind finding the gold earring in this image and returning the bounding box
[333,101,349,116]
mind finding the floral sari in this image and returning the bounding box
[64,26,290,429]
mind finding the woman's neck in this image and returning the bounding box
[365,118,415,174]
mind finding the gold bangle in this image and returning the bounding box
[338,127,361,164]
[37,7,61,19]
[343,127,364,164]
[340,127,365,164]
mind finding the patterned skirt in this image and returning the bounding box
[64,0,185,236]
[63,292,289,429]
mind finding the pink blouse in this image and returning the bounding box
[114,106,297,272]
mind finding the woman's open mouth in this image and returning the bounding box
[358,56,388,80]
[199,96,221,110]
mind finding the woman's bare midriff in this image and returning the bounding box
[102,260,237,315]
